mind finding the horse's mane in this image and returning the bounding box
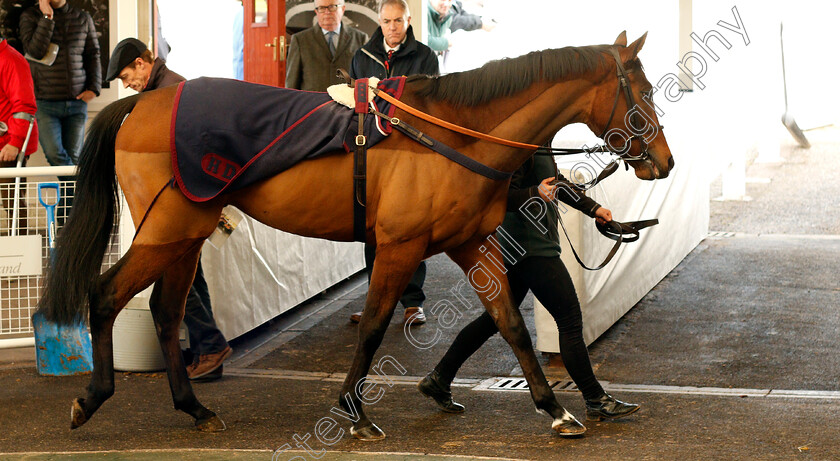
[410,45,615,107]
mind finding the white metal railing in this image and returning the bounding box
[0,166,121,348]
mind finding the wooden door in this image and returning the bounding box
[243,0,286,86]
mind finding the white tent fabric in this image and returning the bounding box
[535,146,708,351]
[201,213,364,340]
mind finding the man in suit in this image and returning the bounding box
[285,0,367,92]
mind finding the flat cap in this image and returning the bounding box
[105,38,148,81]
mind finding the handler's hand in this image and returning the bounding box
[537,176,556,202]
[76,90,96,103]
[0,144,21,162]
[594,207,612,225]
[39,0,53,18]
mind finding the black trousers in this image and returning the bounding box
[183,255,229,358]
[434,255,605,401]
[364,243,426,308]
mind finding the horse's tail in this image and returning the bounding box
[38,94,141,325]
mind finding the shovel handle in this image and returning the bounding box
[38,183,61,250]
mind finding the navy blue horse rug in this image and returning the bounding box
[170,77,405,201]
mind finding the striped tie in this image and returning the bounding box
[385,50,394,74]
[327,32,337,56]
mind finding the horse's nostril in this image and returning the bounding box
[667,156,675,170]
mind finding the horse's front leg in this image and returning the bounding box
[148,241,224,431]
[446,239,586,437]
[339,240,426,441]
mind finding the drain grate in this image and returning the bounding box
[488,377,530,390]
[483,377,574,391]
[707,231,736,238]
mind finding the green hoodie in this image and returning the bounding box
[427,3,453,52]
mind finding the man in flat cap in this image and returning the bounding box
[106,37,232,381]
[105,37,183,92]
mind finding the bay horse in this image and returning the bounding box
[39,32,673,439]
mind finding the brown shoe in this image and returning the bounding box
[188,346,232,380]
[349,311,363,323]
[191,364,223,382]
[404,307,426,325]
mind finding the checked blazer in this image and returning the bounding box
[285,24,368,92]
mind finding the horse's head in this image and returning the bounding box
[588,31,674,180]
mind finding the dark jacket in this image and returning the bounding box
[350,25,438,80]
[450,1,483,32]
[18,3,101,101]
[144,58,184,91]
[286,24,368,92]
[501,156,601,258]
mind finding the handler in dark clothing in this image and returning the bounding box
[106,38,232,382]
[418,155,640,436]
[19,0,100,170]
[347,0,438,326]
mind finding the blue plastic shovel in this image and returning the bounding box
[33,182,92,376]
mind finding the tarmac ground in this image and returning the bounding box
[0,128,838,460]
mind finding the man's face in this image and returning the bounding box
[430,0,452,16]
[50,0,67,8]
[314,0,344,32]
[379,4,410,48]
[117,58,151,92]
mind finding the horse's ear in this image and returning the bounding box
[627,32,648,58]
[613,31,627,46]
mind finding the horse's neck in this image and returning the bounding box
[477,78,600,173]
[399,73,603,174]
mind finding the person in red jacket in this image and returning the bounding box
[0,38,38,232]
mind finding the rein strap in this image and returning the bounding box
[559,217,659,271]
[371,108,512,181]
[373,88,541,151]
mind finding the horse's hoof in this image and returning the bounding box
[70,398,87,429]
[552,410,586,437]
[350,422,386,441]
[196,415,227,432]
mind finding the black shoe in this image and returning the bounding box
[585,393,640,421]
[418,371,464,413]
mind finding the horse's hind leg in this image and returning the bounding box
[339,240,426,440]
[148,243,225,431]
[446,239,585,437]
[71,240,208,429]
